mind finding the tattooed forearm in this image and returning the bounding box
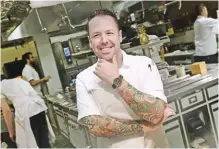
[80,115,143,137]
[117,79,165,124]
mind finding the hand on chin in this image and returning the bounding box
[94,54,119,84]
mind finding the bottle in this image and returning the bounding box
[137,25,149,45]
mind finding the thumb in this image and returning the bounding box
[112,54,118,65]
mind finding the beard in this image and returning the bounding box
[30,61,36,67]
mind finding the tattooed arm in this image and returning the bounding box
[117,79,165,125]
[80,115,144,138]
[76,77,144,137]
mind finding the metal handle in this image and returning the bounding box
[189,96,198,104]
[213,107,218,112]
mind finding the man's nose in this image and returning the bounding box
[100,34,108,44]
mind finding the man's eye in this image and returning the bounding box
[107,32,113,35]
[93,34,99,37]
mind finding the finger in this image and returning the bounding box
[112,54,118,65]
[97,62,101,67]
[95,65,101,71]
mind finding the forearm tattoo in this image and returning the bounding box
[80,115,143,137]
[118,82,165,124]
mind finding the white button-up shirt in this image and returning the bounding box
[76,51,167,147]
[22,65,42,96]
[194,16,219,56]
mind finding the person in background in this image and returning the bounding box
[194,4,219,63]
[22,52,56,145]
[22,52,51,96]
[0,75,17,148]
[1,65,51,148]
[76,9,175,148]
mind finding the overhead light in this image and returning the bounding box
[29,0,69,8]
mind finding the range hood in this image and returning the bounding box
[8,1,103,41]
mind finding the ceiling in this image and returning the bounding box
[1,0,31,35]
[2,1,133,42]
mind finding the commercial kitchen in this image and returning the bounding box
[1,0,218,148]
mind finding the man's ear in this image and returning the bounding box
[119,30,122,43]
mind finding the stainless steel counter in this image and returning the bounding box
[165,68,218,102]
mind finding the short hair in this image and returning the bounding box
[195,4,206,17]
[86,9,120,34]
[22,52,32,64]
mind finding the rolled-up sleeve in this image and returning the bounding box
[76,77,101,124]
[204,18,219,30]
[212,24,219,34]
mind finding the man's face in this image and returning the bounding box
[88,15,122,61]
[28,54,35,65]
[202,6,208,17]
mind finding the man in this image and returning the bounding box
[76,9,175,148]
[194,4,219,63]
[22,52,51,96]
[1,64,51,148]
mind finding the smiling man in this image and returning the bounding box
[76,9,175,148]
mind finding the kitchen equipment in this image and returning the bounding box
[175,65,186,77]
[187,116,205,133]
[186,111,206,134]
[62,41,72,64]
[121,42,131,49]
[159,68,169,80]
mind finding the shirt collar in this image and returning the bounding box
[197,15,207,19]
[121,50,131,68]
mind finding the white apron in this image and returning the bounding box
[46,115,56,144]
[91,86,169,148]
[12,94,47,148]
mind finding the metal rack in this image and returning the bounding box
[124,37,170,58]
